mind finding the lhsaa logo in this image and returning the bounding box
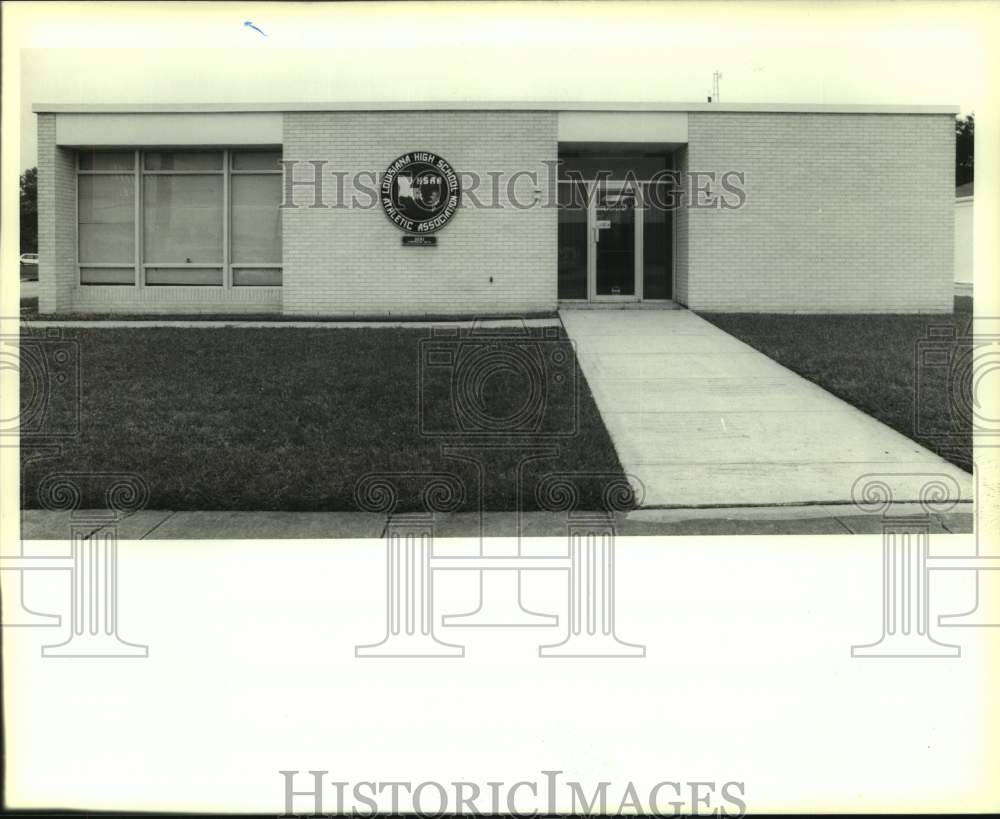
[381,151,461,233]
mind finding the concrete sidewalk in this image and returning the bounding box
[560,309,974,507]
[20,505,973,539]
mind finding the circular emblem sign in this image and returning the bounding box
[381,152,461,234]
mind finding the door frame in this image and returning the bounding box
[589,181,643,303]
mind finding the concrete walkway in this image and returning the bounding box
[560,309,974,508]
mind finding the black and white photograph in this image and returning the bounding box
[1,0,998,815]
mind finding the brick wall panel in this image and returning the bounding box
[281,111,558,316]
[683,112,954,313]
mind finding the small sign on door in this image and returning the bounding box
[596,219,612,229]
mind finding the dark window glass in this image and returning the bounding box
[80,267,135,286]
[78,151,135,171]
[145,267,223,286]
[643,182,672,300]
[231,151,282,171]
[233,267,282,286]
[144,151,223,171]
[558,154,668,181]
[557,181,588,300]
[143,176,224,263]
[231,175,282,263]
[78,175,135,263]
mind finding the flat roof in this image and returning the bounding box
[32,101,960,115]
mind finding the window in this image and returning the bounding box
[233,267,282,286]
[142,152,223,286]
[230,151,282,286]
[557,180,588,300]
[76,149,282,288]
[642,181,673,300]
[145,151,224,172]
[231,151,282,172]
[78,176,135,263]
[80,267,136,285]
[143,176,224,263]
[146,268,224,286]
[79,151,135,172]
[77,152,136,285]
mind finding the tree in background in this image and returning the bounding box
[20,167,38,254]
[956,114,974,187]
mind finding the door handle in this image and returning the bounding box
[593,227,600,244]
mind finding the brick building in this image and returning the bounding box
[33,101,957,316]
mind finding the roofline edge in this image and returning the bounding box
[32,101,962,115]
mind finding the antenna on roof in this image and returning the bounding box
[712,70,723,103]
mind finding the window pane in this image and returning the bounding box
[79,151,135,171]
[143,176,223,262]
[78,175,135,263]
[231,175,282,263]
[232,151,282,171]
[145,267,223,286]
[558,154,668,181]
[144,151,223,171]
[557,181,588,299]
[233,267,282,286]
[642,182,673,300]
[80,267,135,286]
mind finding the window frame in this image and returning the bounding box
[75,149,140,286]
[75,148,282,289]
[229,153,283,286]
[141,150,225,288]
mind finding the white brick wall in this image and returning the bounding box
[36,114,76,314]
[683,112,955,313]
[36,108,953,316]
[281,111,558,317]
[70,286,281,315]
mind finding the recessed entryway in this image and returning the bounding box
[557,144,680,304]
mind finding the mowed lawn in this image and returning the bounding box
[20,326,627,512]
[698,297,974,473]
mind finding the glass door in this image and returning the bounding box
[592,187,638,301]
